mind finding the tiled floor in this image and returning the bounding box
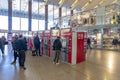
[0,45,120,80]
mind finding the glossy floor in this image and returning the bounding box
[0,46,120,80]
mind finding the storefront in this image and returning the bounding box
[87,24,120,50]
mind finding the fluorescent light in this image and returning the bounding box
[81,0,93,10]
[58,0,64,7]
[112,0,117,4]
[71,0,78,8]
[99,0,104,5]
[94,5,98,9]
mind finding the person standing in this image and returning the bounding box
[53,37,62,65]
[11,35,18,64]
[33,35,41,56]
[17,35,27,70]
[112,38,118,49]
[0,36,6,56]
[87,38,92,49]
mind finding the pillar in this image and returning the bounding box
[59,7,62,27]
[45,5,48,30]
[8,0,12,32]
[28,0,32,31]
[70,10,73,17]
[96,7,105,25]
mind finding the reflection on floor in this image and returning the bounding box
[0,45,120,80]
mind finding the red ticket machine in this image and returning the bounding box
[60,27,87,65]
[72,27,87,65]
[43,30,51,57]
[60,28,72,63]
[50,29,60,58]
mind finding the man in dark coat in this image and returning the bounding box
[53,36,62,65]
[33,35,41,56]
[17,35,27,70]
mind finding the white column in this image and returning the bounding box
[96,7,105,25]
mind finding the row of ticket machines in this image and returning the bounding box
[38,27,87,65]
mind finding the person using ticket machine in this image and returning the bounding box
[53,36,62,65]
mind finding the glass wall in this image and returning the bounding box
[12,17,20,30]
[12,0,28,31]
[21,18,28,30]
[39,20,45,30]
[0,0,8,30]
[32,1,45,31]
[32,1,38,31]
[0,16,8,30]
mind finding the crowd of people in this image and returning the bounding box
[10,34,43,70]
[0,34,63,70]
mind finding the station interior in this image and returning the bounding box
[0,0,120,80]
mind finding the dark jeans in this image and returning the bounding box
[54,50,61,63]
[0,45,4,54]
[88,44,92,49]
[35,47,41,56]
[18,51,26,67]
[13,50,18,62]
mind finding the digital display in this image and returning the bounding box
[62,38,67,47]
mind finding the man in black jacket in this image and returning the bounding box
[34,35,41,56]
[17,35,27,70]
[53,37,62,65]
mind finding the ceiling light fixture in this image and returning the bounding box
[99,0,104,5]
[81,0,93,10]
[71,0,78,9]
[58,0,64,7]
[112,0,118,4]
[94,5,98,9]
[94,0,106,9]
[44,0,48,4]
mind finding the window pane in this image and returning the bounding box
[32,19,38,31]
[21,18,28,31]
[12,17,20,30]
[0,16,8,30]
[39,20,45,30]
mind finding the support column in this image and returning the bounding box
[8,0,12,32]
[96,7,105,25]
[45,5,48,30]
[38,0,40,31]
[70,10,73,17]
[28,0,32,31]
[59,7,62,27]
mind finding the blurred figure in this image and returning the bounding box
[118,38,120,48]
[28,38,33,51]
[11,35,18,64]
[87,37,92,49]
[33,35,41,56]
[112,37,118,49]
[53,37,62,65]
[31,36,36,56]
[0,36,6,56]
[17,35,27,70]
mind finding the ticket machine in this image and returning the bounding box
[60,27,87,65]
[60,28,72,63]
[43,30,51,57]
